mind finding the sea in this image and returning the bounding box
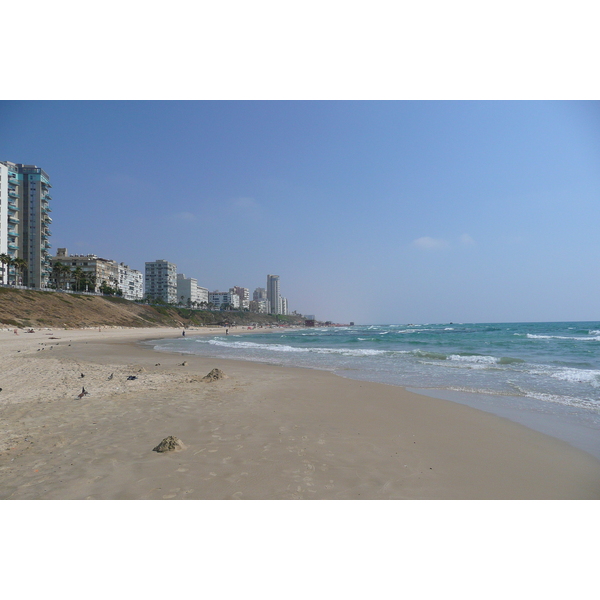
[145,322,600,460]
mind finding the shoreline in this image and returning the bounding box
[149,328,600,462]
[1,326,600,499]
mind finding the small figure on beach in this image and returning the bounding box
[77,387,89,399]
[226,328,229,335]
[13,329,18,335]
[182,330,185,337]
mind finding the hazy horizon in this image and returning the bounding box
[2,100,599,324]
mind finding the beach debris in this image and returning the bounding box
[126,376,137,381]
[153,436,186,453]
[108,373,114,380]
[180,361,188,366]
[138,367,146,373]
[80,373,85,378]
[77,387,89,399]
[155,363,161,366]
[202,368,228,382]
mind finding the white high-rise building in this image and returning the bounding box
[231,286,249,310]
[177,273,198,306]
[118,263,144,300]
[267,274,281,315]
[145,259,177,303]
[197,285,208,306]
[0,161,53,287]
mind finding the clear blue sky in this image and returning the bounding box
[2,100,599,324]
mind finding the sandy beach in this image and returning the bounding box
[1,326,600,500]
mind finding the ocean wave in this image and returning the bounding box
[511,386,600,411]
[526,334,600,341]
[415,351,524,366]
[527,366,600,388]
[205,338,392,357]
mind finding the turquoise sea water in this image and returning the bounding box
[147,322,600,459]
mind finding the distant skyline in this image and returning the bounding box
[1,100,599,324]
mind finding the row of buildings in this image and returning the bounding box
[1,161,291,314]
[145,259,289,314]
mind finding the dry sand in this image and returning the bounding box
[1,326,600,499]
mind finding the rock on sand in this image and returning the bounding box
[152,436,186,453]
[202,368,228,382]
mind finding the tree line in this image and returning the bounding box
[0,253,28,285]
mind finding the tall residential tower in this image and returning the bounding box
[267,274,281,315]
[0,161,53,287]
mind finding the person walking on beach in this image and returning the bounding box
[182,330,185,337]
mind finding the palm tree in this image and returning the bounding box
[72,267,85,291]
[0,253,11,284]
[12,258,28,285]
[52,261,72,289]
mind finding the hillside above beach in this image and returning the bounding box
[0,287,304,329]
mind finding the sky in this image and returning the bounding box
[1,100,599,324]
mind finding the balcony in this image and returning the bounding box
[8,190,18,198]
[8,216,19,224]
[8,177,18,187]
[8,243,18,250]
[44,194,52,201]
[8,230,18,237]
[45,216,53,223]
[8,202,18,211]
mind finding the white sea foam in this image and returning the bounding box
[206,338,390,357]
[447,354,499,364]
[527,366,600,388]
[511,386,600,411]
[527,334,600,341]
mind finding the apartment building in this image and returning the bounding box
[267,274,281,315]
[118,263,144,300]
[197,285,208,306]
[249,299,269,313]
[231,286,250,310]
[51,249,117,291]
[177,273,198,306]
[0,161,52,287]
[209,291,239,310]
[145,259,177,303]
